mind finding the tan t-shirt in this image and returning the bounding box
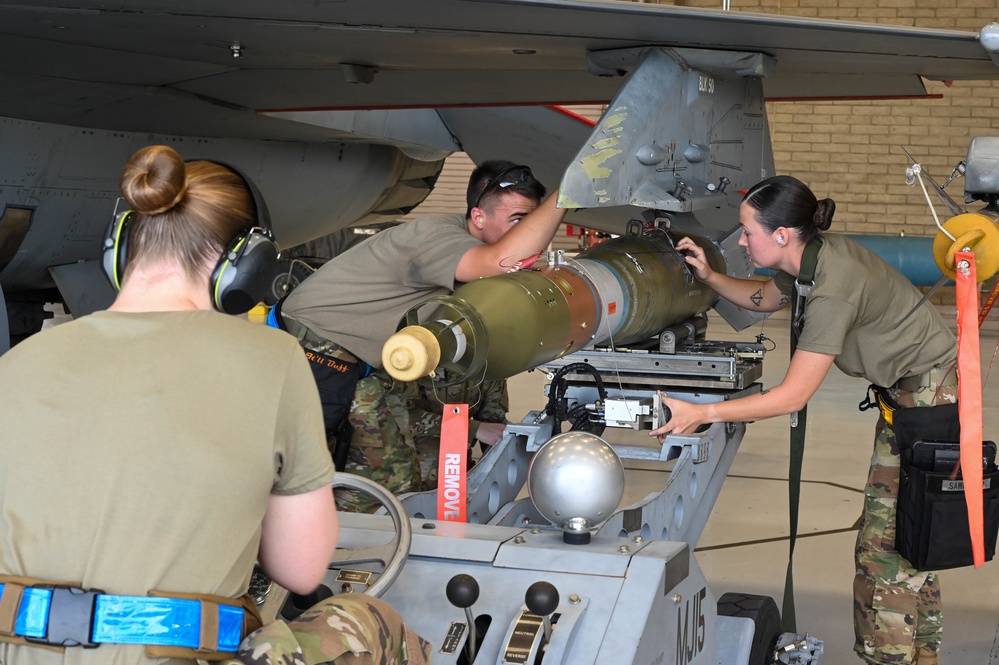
[775,233,956,387]
[281,214,482,366]
[0,310,334,665]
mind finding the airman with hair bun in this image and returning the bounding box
[0,144,429,665]
[114,146,259,302]
[654,175,958,665]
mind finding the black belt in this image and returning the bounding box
[279,313,363,366]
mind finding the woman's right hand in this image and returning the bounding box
[676,236,715,282]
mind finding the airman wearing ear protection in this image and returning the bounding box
[1,144,427,664]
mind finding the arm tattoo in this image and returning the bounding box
[749,289,763,308]
[778,293,791,307]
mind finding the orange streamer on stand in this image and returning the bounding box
[955,251,985,567]
[437,404,469,522]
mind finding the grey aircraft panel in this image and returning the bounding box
[436,106,596,198]
[3,0,999,349]
[0,0,997,141]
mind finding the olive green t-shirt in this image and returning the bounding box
[281,214,482,366]
[775,233,956,387]
[0,311,334,665]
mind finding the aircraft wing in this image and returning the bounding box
[1,0,998,142]
[3,0,999,345]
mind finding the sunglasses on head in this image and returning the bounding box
[472,165,534,210]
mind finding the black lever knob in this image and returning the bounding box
[525,581,559,616]
[447,574,481,662]
[446,573,480,609]
[526,581,559,647]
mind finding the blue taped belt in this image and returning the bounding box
[0,584,243,651]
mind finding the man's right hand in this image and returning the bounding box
[474,421,507,446]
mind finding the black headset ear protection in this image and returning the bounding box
[206,162,279,315]
[100,161,279,315]
[101,209,133,291]
[209,223,278,315]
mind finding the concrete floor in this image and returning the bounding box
[505,310,999,665]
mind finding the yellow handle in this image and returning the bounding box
[944,228,987,270]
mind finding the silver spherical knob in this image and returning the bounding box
[527,431,625,541]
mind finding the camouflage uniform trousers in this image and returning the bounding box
[229,594,431,665]
[405,379,509,491]
[853,380,957,664]
[336,369,421,513]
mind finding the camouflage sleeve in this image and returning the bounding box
[233,594,432,665]
[474,380,510,423]
[409,379,509,445]
[408,396,444,444]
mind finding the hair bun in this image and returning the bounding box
[813,198,835,231]
[120,145,188,216]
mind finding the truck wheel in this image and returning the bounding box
[717,592,781,665]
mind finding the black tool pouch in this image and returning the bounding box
[332,416,354,472]
[893,403,999,570]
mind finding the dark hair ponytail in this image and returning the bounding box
[743,175,834,244]
[813,198,835,232]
